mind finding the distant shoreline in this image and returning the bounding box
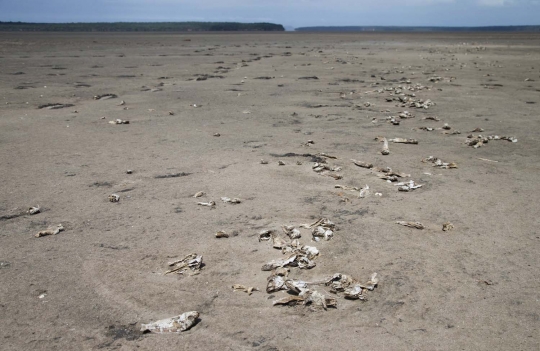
[295,25,540,32]
[0,21,285,32]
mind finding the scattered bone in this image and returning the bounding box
[396,180,423,192]
[389,138,418,144]
[266,268,289,293]
[165,253,203,275]
[442,222,454,231]
[312,225,334,242]
[118,100,125,106]
[381,137,390,155]
[422,156,458,169]
[108,194,120,202]
[213,133,221,137]
[272,234,289,249]
[35,224,64,238]
[27,206,40,215]
[262,255,298,271]
[260,159,269,164]
[221,197,241,204]
[109,119,129,124]
[215,231,229,238]
[351,160,373,169]
[477,157,499,163]
[273,289,337,310]
[282,226,301,239]
[278,160,285,166]
[192,191,205,198]
[358,185,370,198]
[197,201,215,207]
[396,221,425,229]
[140,311,199,333]
[232,284,259,295]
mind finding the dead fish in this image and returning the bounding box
[197,201,216,207]
[365,272,379,291]
[272,295,305,306]
[312,226,334,241]
[396,221,425,229]
[192,191,205,198]
[442,222,454,231]
[351,160,373,169]
[232,284,259,295]
[27,206,40,215]
[35,224,64,238]
[282,226,301,239]
[266,268,289,293]
[381,137,390,155]
[262,255,297,271]
[284,279,309,294]
[108,119,129,124]
[300,218,335,229]
[358,185,370,198]
[389,138,418,144]
[303,290,337,310]
[422,156,458,169]
[221,197,241,204]
[343,284,366,300]
[272,234,289,249]
[165,254,203,275]
[258,229,273,242]
[94,94,117,100]
[396,180,423,192]
[140,311,199,333]
[215,231,229,238]
[108,194,120,202]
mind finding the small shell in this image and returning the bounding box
[232,284,258,295]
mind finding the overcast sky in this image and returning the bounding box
[0,0,538,28]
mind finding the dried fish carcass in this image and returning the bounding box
[262,255,297,271]
[312,225,334,242]
[140,311,199,333]
[282,225,301,239]
[197,201,216,207]
[165,253,203,275]
[35,224,64,238]
[27,206,40,215]
[389,138,418,144]
[266,268,289,293]
[396,221,425,229]
[258,229,273,242]
[221,197,241,204]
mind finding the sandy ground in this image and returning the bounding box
[0,32,539,350]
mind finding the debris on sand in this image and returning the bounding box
[260,159,269,164]
[396,221,425,229]
[423,116,440,121]
[262,252,317,271]
[27,206,41,215]
[466,134,517,148]
[93,94,117,100]
[109,119,129,125]
[273,289,337,310]
[35,224,64,238]
[215,231,229,238]
[442,222,454,231]
[278,160,285,166]
[232,284,259,295]
[389,138,418,144]
[351,160,373,169]
[396,180,423,192]
[325,272,379,300]
[192,191,205,198]
[197,201,216,207]
[38,103,74,110]
[422,156,458,169]
[140,311,199,333]
[221,197,241,204]
[258,229,274,242]
[282,225,301,239]
[309,219,335,242]
[108,194,120,202]
[378,137,390,155]
[165,253,203,275]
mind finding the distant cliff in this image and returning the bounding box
[0,21,285,32]
[295,26,540,32]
